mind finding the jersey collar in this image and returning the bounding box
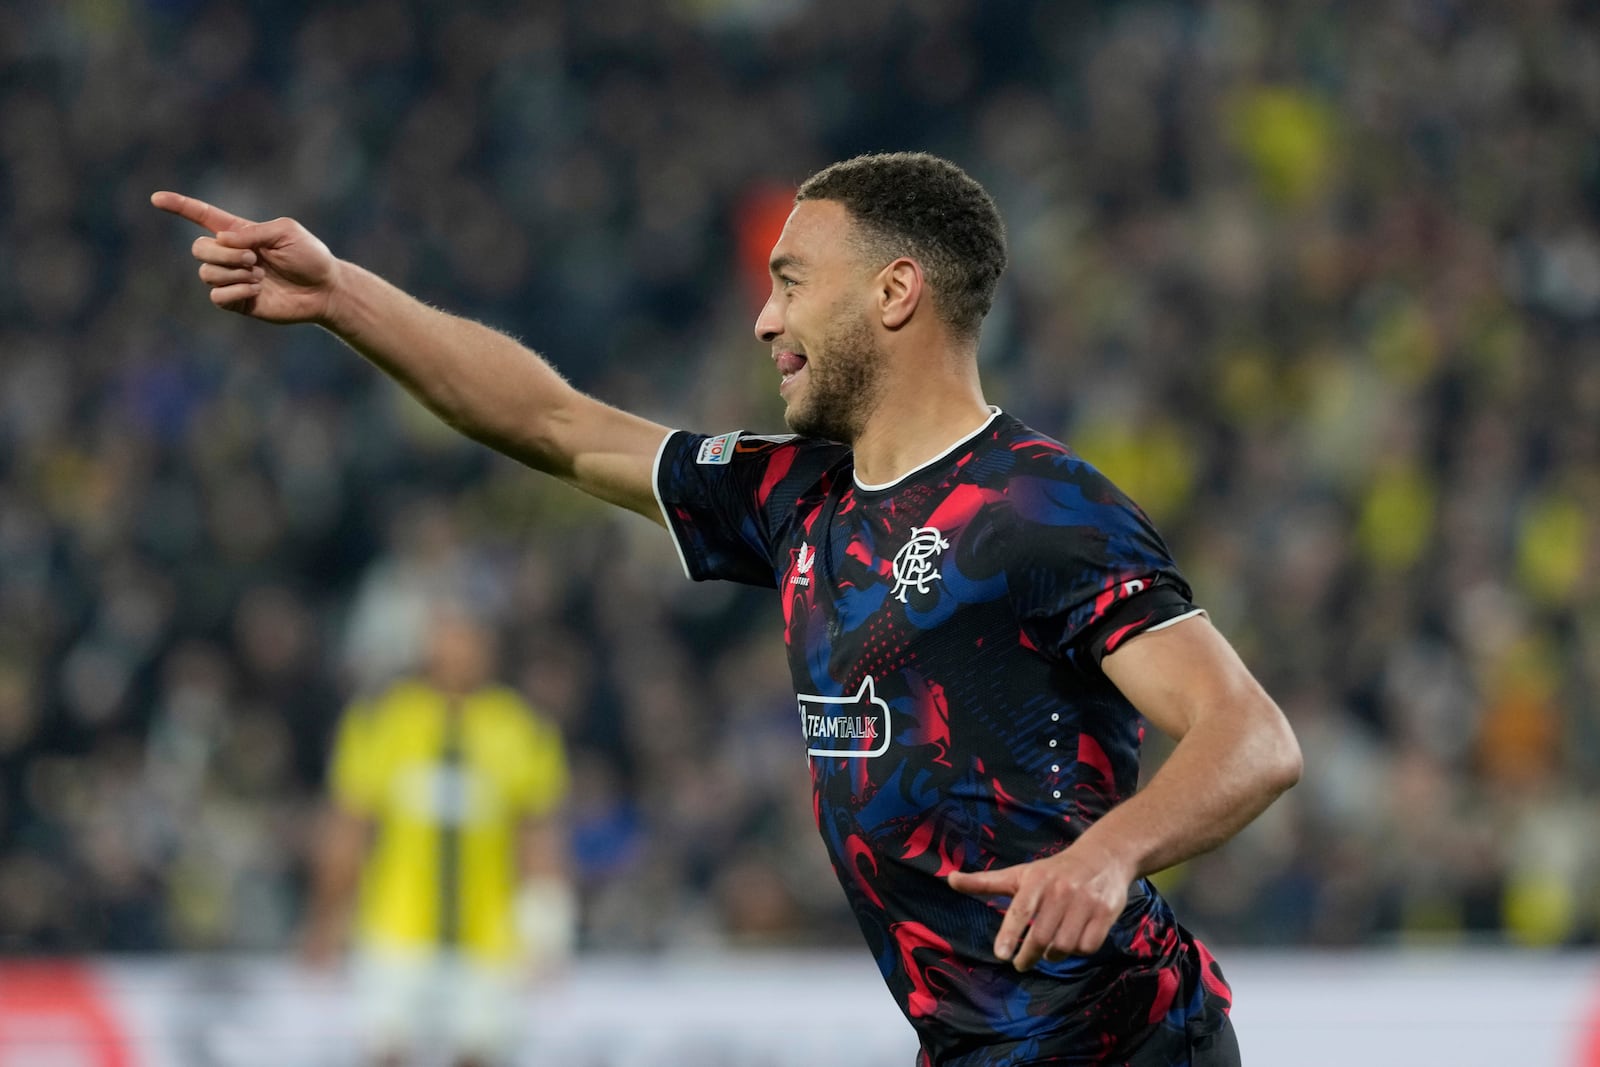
[852,406,1004,493]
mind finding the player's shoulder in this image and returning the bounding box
[364,678,433,715]
[669,429,854,507]
[968,412,1093,489]
[706,429,847,463]
[467,683,543,721]
[337,679,434,747]
[999,414,1124,479]
[467,687,566,755]
[986,413,1146,525]
[989,412,1080,468]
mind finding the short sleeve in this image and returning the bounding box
[512,712,570,819]
[1004,453,1200,665]
[329,701,383,814]
[653,429,849,587]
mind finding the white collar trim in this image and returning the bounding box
[853,406,1003,492]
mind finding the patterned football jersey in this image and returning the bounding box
[654,409,1232,1065]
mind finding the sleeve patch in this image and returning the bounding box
[697,431,741,465]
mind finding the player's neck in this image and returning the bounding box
[849,379,993,488]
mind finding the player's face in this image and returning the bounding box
[754,200,887,444]
[425,609,496,693]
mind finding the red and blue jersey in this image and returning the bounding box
[654,409,1231,1065]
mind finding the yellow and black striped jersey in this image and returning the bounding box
[330,679,568,963]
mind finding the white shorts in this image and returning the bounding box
[352,945,521,1063]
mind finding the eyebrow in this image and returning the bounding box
[769,253,804,276]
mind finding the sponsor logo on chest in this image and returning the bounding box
[797,675,891,758]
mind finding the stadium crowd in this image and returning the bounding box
[1,0,1598,957]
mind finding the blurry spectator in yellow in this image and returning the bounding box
[301,603,575,1067]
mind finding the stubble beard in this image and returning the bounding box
[783,308,885,445]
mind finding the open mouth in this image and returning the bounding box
[776,350,808,391]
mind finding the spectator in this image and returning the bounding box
[301,603,574,1067]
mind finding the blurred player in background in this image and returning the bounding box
[157,151,1299,1066]
[300,603,574,1067]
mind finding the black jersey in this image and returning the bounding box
[654,409,1232,1066]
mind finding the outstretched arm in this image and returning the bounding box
[948,614,1301,970]
[151,191,671,521]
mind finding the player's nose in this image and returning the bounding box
[754,293,783,344]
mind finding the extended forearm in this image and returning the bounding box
[1077,703,1301,879]
[321,262,579,474]
[159,192,669,519]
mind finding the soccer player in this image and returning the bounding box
[300,604,575,1067]
[156,151,1301,1066]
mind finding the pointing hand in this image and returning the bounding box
[947,838,1135,971]
[151,191,340,325]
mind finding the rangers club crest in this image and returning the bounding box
[891,526,949,603]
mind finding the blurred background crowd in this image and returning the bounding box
[1,0,1598,959]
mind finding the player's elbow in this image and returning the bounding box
[1259,714,1303,797]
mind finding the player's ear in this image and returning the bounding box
[877,257,923,330]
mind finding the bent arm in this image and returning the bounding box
[325,264,670,521]
[950,605,1302,970]
[1089,613,1302,877]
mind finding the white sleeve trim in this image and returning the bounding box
[651,430,696,582]
[1142,607,1207,634]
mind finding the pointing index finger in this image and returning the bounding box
[150,191,254,234]
[947,867,1013,897]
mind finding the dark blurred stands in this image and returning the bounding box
[1,0,1597,954]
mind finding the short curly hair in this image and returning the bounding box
[796,152,1007,340]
